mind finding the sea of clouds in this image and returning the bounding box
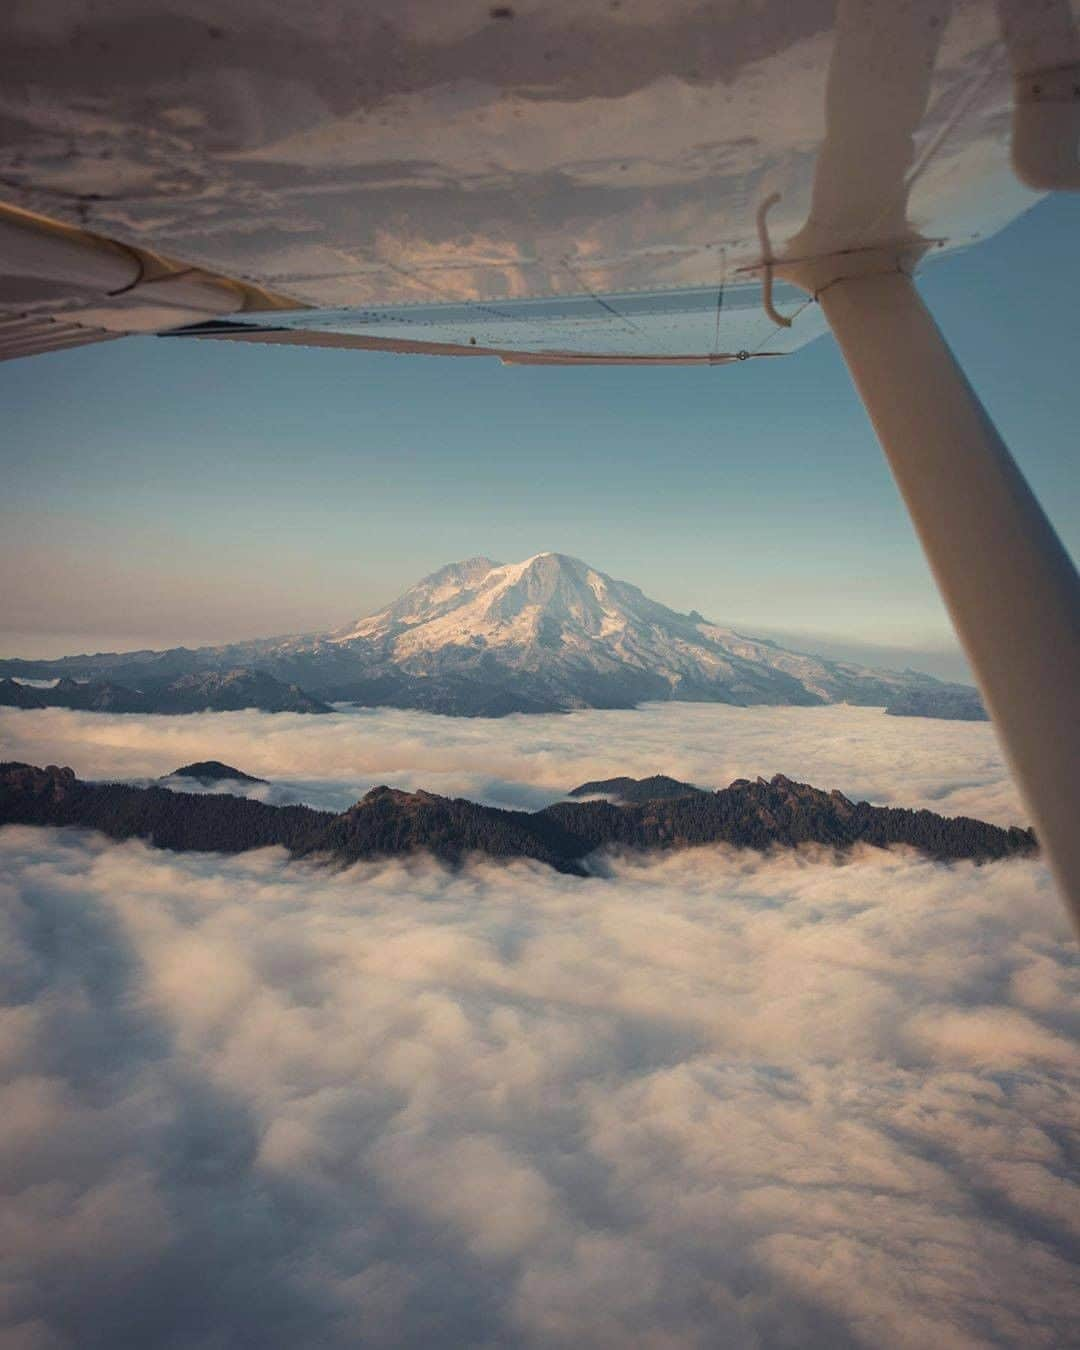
[0,701,1027,822]
[1,704,1077,1348]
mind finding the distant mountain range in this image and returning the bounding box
[0,670,330,715]
[0,553,987,719]
[0,762,1032,874]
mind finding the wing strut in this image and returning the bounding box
[818,266,1080,924]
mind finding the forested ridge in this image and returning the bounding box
[0,763,327,854]
[547,774,1033,862]
[0,763,1035,873]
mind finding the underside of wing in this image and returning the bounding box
[1,0,1074,363]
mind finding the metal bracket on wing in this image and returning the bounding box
[755,194,795,329]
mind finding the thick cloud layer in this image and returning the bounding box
[0,702,1025,823]
[2,703,1072,1347]
[1,825,1076,1348]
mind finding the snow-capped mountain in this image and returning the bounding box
[261,552,979,716]
[0,553,985,718]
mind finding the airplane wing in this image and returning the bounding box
[2,0,1079,925]
[0,0,1066,364]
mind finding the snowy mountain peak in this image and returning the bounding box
[331,552,696,658]
[331,555,501,642]
[1,552,983,719]
[298,551,982,717]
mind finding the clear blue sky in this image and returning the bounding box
[3,194,1077,675]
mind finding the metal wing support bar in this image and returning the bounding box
[819,268,1080,924]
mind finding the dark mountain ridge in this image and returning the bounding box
[884,687,989,721]
[0,762,325,856]
[569,774,709,803]
[0,669,330,715]
[167,761,267,784]
[0,763,1034,874]
[552,774,1031,860]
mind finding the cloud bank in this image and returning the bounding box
[1,823,1076,1349]
[2,703,1070,1346]
[0,701,1025,824]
